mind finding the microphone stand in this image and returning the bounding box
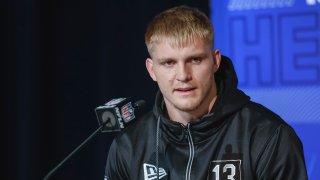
[43,120,109,180]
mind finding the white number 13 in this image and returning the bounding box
[212,164,236,180]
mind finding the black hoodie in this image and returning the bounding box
[105,56,307,180]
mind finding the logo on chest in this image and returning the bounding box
[143,163,167,180]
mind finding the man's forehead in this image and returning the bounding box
[151,40,211,60]
[153,36,208,48]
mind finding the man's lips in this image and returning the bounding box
[174,87,196,92]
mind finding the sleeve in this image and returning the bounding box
[104,138,130,180]
[255,124,308,180]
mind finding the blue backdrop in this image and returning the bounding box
[210,0,320,179]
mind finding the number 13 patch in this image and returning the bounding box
[207,160,242,180]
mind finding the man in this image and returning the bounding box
[104,6,307,180]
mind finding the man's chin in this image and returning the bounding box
[174,101,200,112]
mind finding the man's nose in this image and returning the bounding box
[176,64,191,82]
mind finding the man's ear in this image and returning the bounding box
[212,49,221,72]
[145,58,157,81]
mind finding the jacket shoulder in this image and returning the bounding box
[242,101,289,128]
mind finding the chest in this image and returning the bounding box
[134,132,255,180]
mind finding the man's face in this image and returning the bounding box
[146,38,221,115]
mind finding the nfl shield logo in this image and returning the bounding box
[121,102,135,123]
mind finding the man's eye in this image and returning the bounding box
[191,58,201,63]
[162,61,175,66]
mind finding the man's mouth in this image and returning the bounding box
[174,87,196,94]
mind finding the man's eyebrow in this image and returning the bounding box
[185,52,208,59]
[154,52,208,62]
[156,57,175,62]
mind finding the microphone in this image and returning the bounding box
[95,97,146,132]
[43,98,146,180]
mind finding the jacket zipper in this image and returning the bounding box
[185,124,194,180]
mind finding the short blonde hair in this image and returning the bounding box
[145,6,214,54]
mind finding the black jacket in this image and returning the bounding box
[105,56,308,180]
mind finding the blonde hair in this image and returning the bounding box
[145,6,214,54]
